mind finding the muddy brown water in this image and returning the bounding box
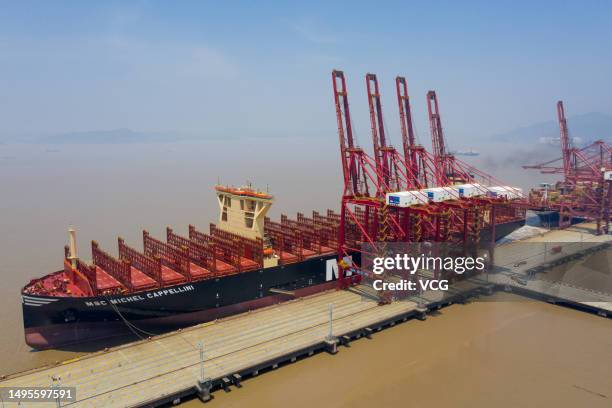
[182,292,612,408]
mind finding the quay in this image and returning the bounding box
[1,223,610,407]
[487,223,612,317]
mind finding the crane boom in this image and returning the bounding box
[332,70,361,195]
[427,90,446,158]
[557,101,573,182]
[366,73,387,185]
[427,90,451,184]
[396,76,420,186]
[366,73,405,193]
[396,77,416,149]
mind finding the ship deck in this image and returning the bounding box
[95,267,122,291]
[23,245,336,298]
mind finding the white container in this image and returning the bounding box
[452,183,483,198]
[421,187,454,202]
[487,186,523,200]
[604,170,612,181]
[386,190,428,207]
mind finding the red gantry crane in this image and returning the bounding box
[524,101,612,233]
[332,70,527,292]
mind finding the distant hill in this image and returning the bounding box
[38,128,182,144]
[493,112,612,146]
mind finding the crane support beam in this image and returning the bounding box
[396,76,421,187]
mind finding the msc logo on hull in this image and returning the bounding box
[325,256,353,281]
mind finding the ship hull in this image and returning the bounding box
[23,219,525,349]
[23,253,342,349]
[535,210,585,228]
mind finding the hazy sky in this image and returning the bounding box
[1,0,611,143]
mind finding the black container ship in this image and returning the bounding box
[21,184,525,349]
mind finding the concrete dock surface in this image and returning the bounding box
[488,222,612,314]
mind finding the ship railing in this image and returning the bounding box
[264,218,304,263]
[281,214,323,254]
[207,228,243,273]
[91,241,134,292]
[143,230,192,282]
[189,225,252,277]
[76,259,98,296]
[189,225,227,276]
[64,245,99,296]
[167,227,217,275]
[118,237,163,287]
[209,223,264,268]
[313,210,340,247]
[297,212,337,250]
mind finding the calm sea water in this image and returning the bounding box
[188,292,612,408]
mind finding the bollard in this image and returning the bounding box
[232,373,242,388]
[196,378,212,402]
[324,337,338,354]
[416,307,428,321]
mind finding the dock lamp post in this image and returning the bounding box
[52,375,61,408]
[197,342,205,383]
[327,303,333,340]
[196,342,212,402]
[323,303,338,354]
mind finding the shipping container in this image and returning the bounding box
[487,186,523,200]
[385,190,428,207]
[452,183,484,198]
[421,187,454,202]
